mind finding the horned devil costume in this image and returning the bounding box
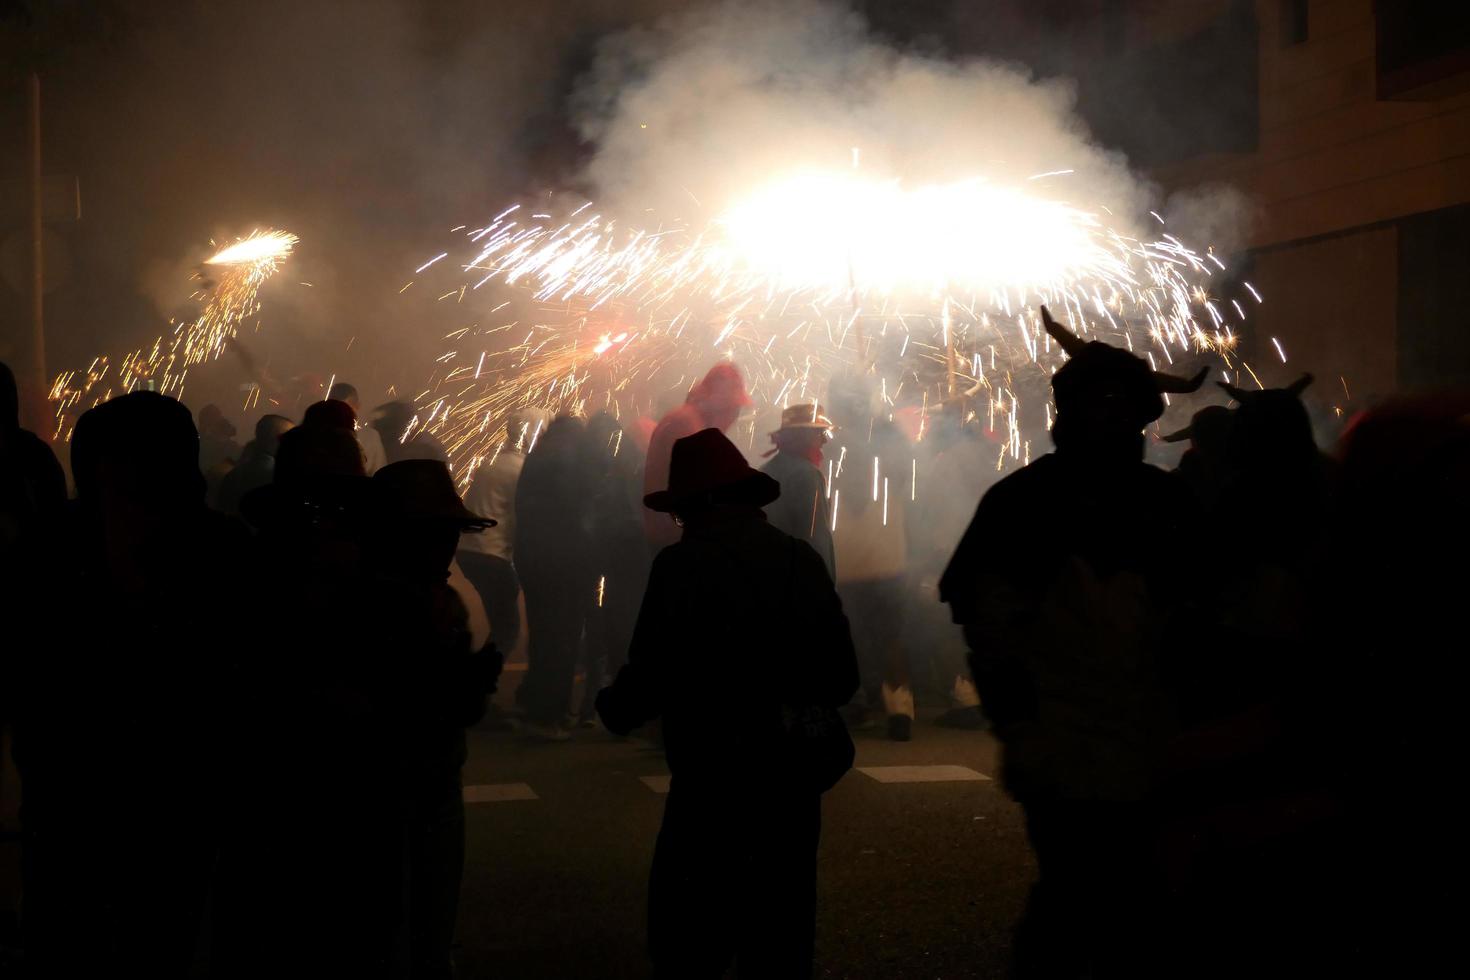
[940,306,1205,978]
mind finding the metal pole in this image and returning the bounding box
[27,71,47,426]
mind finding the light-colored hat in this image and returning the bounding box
[770,403,833,437]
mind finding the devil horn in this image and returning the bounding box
[1155,366,1209,394]
[1040,305,1088,357]
[1216,380,1250,402]
[1287,372,1315,395]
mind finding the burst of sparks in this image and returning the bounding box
[49,229,298,438]
[406,171,1255,495]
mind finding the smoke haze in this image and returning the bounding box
[575,0,1153,234]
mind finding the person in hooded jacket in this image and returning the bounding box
[940,306,1206,979]
[641,363,752,552]
[598,427,858,979]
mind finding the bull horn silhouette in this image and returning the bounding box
[1217,380,1251,402]
[1287,372,1315,395]
[1039,305,1088,357]
[1155,367,1209,393]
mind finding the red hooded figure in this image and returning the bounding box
[641,362,752,549]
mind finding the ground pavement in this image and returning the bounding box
[454,707,1033,979]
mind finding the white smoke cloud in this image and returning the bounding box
[574,0,1155,235]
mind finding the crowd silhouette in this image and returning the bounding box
[1,310,1466,977]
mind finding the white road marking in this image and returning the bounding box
[856,765,990,784]
[464,782,539,803]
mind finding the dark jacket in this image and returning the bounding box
[940,452,1194,800]
[761,450,835,579]
[597,514,858,781]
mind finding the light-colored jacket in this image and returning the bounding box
[459,451,525,562]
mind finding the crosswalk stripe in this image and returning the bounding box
[464,782,539,803]
[639,775,671,794]
[856,765,990,783]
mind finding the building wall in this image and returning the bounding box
[1250,224,1398,403]
[1158,0,1470,248]
[1147,0,1470,394]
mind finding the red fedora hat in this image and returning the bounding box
[644,427,781,513]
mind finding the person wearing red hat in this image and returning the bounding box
[599,427,858,978]
[641,362,752,551]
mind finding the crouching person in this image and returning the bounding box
[597,428,859,979]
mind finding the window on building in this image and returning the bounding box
[1377,3,1470,99]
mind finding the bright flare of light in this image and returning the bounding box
[408,170,1256,495]
[49,228,298,439]
[205,229,298,267]
[716,174,1116,296]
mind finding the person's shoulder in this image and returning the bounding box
[761,451,807,477]
[985,455,1056,498]
[13,429,62,465]
[655,405,701,437]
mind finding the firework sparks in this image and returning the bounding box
[407,171,1252,490]
[49,229,298,438]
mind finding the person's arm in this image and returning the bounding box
[596,550,679,734]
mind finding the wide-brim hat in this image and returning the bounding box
[770,402,833,436]
[644,427,781,513]
[371,459,495,528]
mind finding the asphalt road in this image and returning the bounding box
[0,693,1034,979]
[454,703,1033,980]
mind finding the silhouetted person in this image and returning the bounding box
[1329,393,1470,977]
[219,419,378,977]
[828,384,915,740]
[329,381,388,474]
[760,403,835,578]
[513,415,594,738]
[15,391,252,979]
[911,402,994,729]
[197,402,241,498]
[0,362,65,548]
[1160,374,1348,978]
[642,363,751,551]
[214,413,293,515]
[374,400,450,465]
[581,411,651,720]
[0,362,66,784]
[1162,403,1234,513]
[366,460,501,979]
[459,407,546,657]
[598,428,858,979]
[940,306,1206,978]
